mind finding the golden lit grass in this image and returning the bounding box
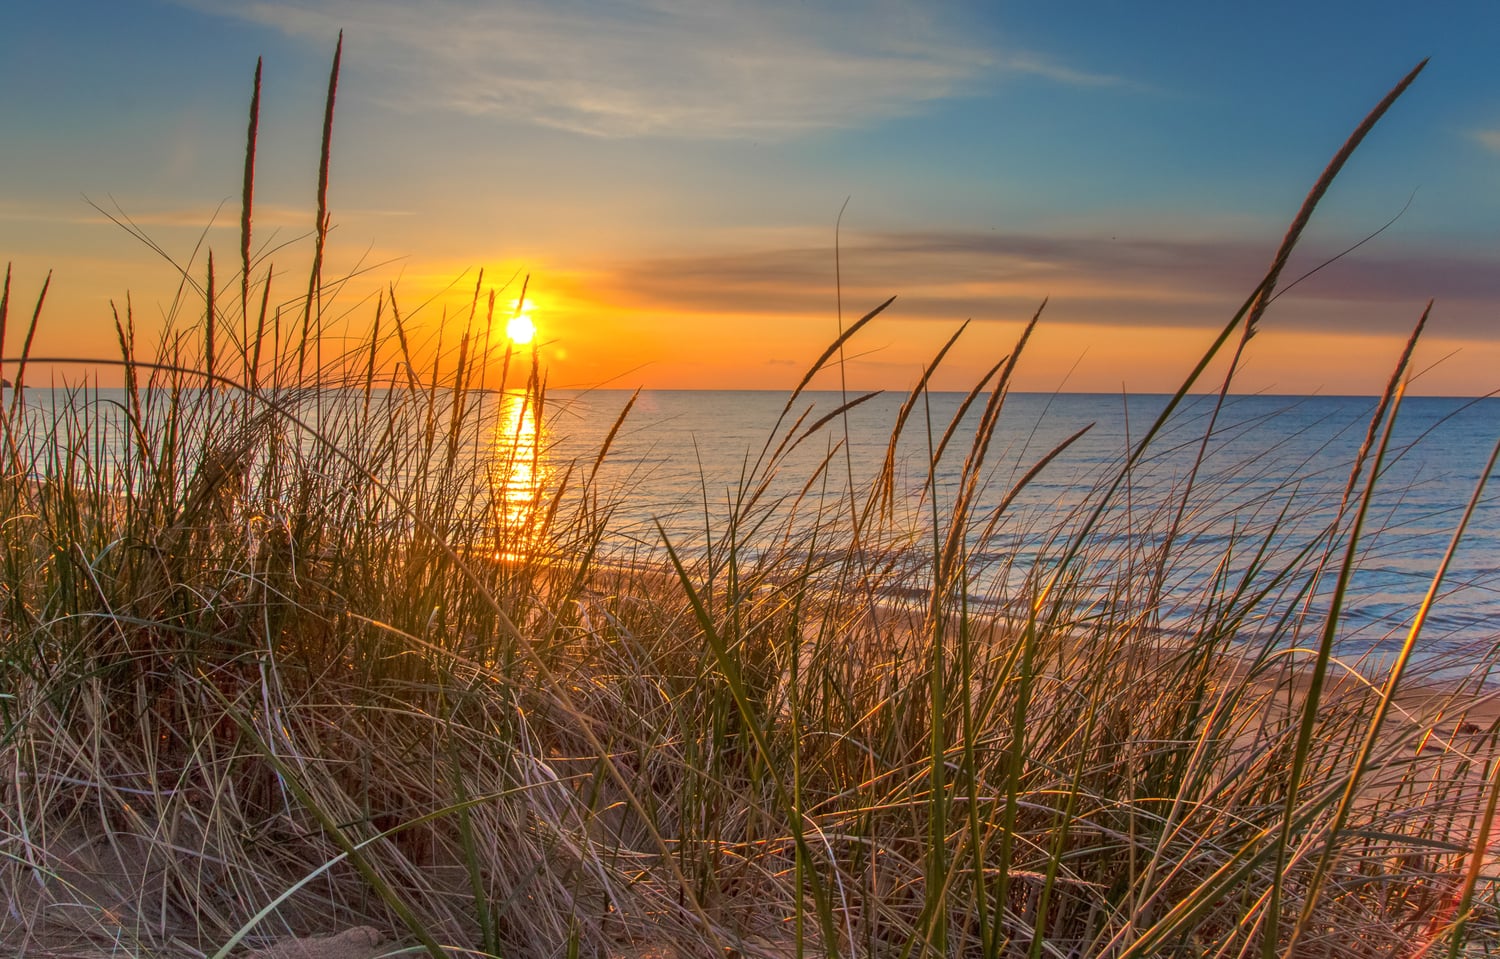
[3,49,1499,959]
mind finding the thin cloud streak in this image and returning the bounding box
[997,52,1138,90]
[1474,129,1500,154]
[184,0,1125,138]
[585,230,1500,337]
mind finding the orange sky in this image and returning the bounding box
[5,225,1493,398]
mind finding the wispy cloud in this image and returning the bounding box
[1473,129,1500,154]
[184,0,1123,138]
[997,52,1133,89]
[586,229,1500,337]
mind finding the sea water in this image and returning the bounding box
[13,386,1500,677]
[534,390,1500,675]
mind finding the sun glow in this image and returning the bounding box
[506,313,537,345]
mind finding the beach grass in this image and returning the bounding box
[3,51,1500,959]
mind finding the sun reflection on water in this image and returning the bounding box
[489,390,549,562]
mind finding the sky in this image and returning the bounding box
[2,1,1498,395]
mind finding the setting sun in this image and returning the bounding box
[506,313,537,345]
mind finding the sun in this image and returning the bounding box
[506,313,537,345]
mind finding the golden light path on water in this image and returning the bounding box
[488,390,548,562]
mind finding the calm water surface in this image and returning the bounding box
[20,386,1500,676]
[530,390,1500,674]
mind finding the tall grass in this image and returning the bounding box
[3,50,1499,959]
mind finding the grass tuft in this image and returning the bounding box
[3,53,1498,959]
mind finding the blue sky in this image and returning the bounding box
[2,1,1497,393]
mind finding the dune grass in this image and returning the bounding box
[3,50,1500,959]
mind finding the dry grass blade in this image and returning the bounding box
[300,32,341,374]
[1,262,10,364]
[1245,59,1428,337]
[1342,299,1432,504]
[5,270,48,421]
[241,57,261,334]
[205,251,216,385]
[929,352,1006,474]
[784,294,894,417]
[873,320,970,519]
[987,421,1093,523]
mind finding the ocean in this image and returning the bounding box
[16,386,1500,677]
[528,390,1500,675]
